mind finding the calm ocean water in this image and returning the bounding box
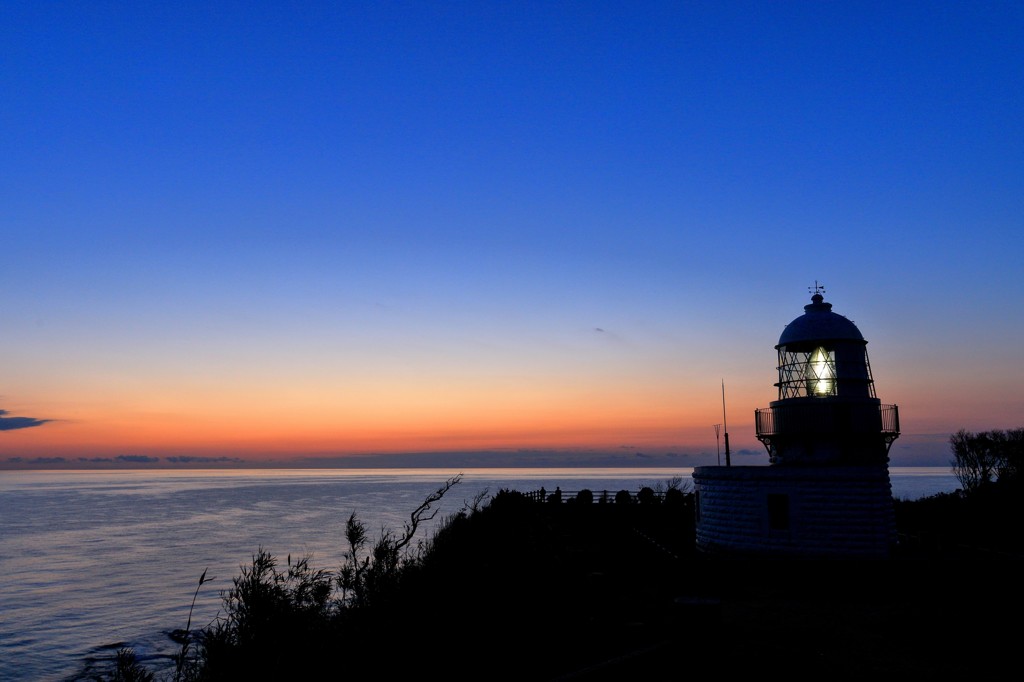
[0,466,958,681]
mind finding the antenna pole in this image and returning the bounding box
[714,423,721,466]
[722,380,731,467]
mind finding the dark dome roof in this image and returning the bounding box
[777,293,865,347]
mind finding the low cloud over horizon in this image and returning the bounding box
[0,409,52,431]
[0,454,247,468]
[166,456,244,464]
[78,455,161,464]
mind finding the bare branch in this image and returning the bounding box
[463,487,490,514]
[394,473,463,552]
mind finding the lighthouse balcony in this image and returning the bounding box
[755,402,900,440]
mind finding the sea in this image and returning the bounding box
[0,466,959,681]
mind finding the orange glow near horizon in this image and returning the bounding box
[4,360,1005,467]
[2,325,1017,467]
[1,379,737,460]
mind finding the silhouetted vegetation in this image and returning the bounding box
[194,550,334,678]
[949,427,1023,494]
[91,475,695,680]
[110,648,154,682]
[895,426,1024,558]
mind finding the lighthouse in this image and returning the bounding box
[693,286,900,558]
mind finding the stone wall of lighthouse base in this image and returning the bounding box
[693,465,897,558]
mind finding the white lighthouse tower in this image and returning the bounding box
[693,286,900,557]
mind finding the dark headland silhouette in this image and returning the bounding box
[89,459,1022,681]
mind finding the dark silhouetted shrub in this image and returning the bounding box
[664,486,686,507]
[111,648,153,682]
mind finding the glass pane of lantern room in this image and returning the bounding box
[805,347,835,396]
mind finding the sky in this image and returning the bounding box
[2,1,1022,469]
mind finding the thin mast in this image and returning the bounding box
[714,423,721,466]
[722,380,731,467]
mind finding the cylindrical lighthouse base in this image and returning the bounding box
[693,464,896,558]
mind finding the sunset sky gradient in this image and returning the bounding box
[2,2,1022,468]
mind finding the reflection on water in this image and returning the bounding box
[0,467,957,681]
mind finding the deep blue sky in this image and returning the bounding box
[2,2,1022,467]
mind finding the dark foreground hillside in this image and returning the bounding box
[102,485,1023,681]
[364,490,1023,681]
